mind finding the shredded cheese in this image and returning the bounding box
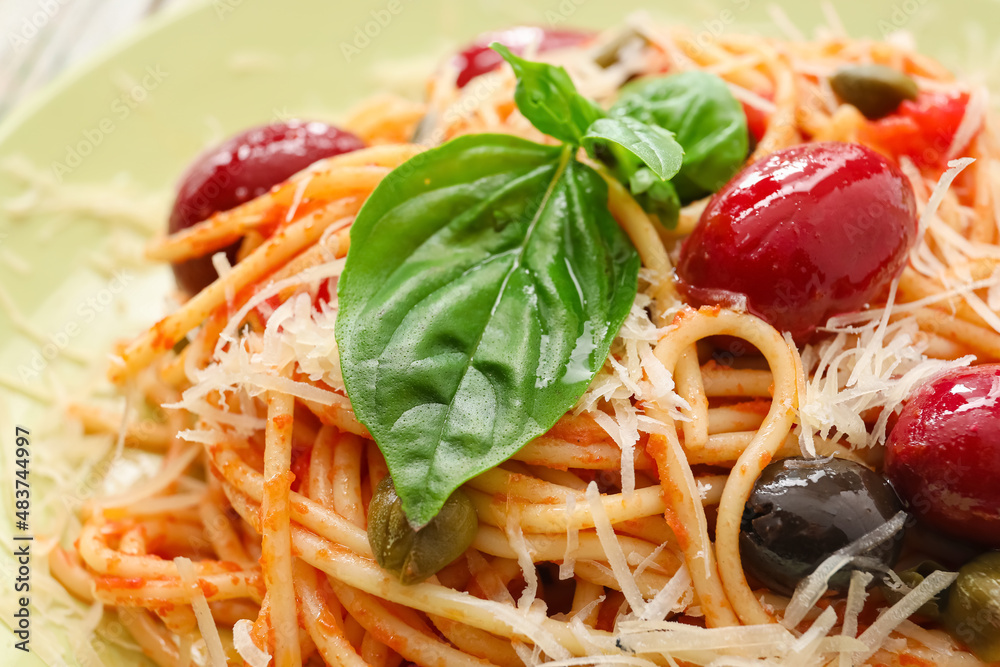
[785,606,839,666]
[461,595,571,661]
[505,510,540,612]
[636,564,691,623]
[910,158,975,276]
[947,86,988,160]
[174,556,228,667]
[543,658,659,667]
[839,571,874,667]
[578,294,689,501]
[800,314,971,448]
[559,494,579,581]
[783,512,906,629]
[585,482,646,618]
[233,619,271,667]
[854,570,959,664]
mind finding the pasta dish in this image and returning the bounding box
[41,15,1000,667]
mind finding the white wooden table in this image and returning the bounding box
[0,0,191,118]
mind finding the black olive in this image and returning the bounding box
[740,456,905,596]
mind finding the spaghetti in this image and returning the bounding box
[51,16,1000,667]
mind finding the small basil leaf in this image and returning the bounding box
[337,134,639,527]
[611,70,748,203]
[628,166,659,195]
[582,117,683,181]
[632,171,680,228]
[492,43,605,144]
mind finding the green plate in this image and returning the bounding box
[1,0,997,664]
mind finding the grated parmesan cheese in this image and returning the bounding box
[543,657,659,667]
[233,619,271,667]
[839,571,874,667]
[461,594,571,661]
[559,494,579,581]
[947,86,988,161]
[585,482,646,618]
[211,251,234,307]
[854,570,959,664]
[513,641,544,667]
[909,158,975,276]
[166,257,358,446]
[783,512,907,629]
[785,606,839,666]
[576,294,689,501]
[800,315,971,449]
[505,510,540,612]
[636,564,691,623]
[174,556,228,667]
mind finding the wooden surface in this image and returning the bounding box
[0,0,191,117]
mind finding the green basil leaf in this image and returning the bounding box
[630,168,681,227]
[582,117,683,181]
[492,43,605,144]
[611,70,748,203]
[336,134,639,527]
[628,166,659,195]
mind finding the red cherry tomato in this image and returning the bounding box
[169,120,365,295]
[675,142,918,342]
[885,364,1000,546]
[859,90,972,169]
[452,26,593,88]
[741,100,770,144]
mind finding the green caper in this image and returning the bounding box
[367,476,478,584]
[942,551,1000,662]
[880,560,949,620]
[829,64,918,120]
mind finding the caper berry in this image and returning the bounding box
[367,476,478,585]
[881,560,949,619]
[740,457,905,596]
[942,551,1000,662]
[830,64,919,120]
